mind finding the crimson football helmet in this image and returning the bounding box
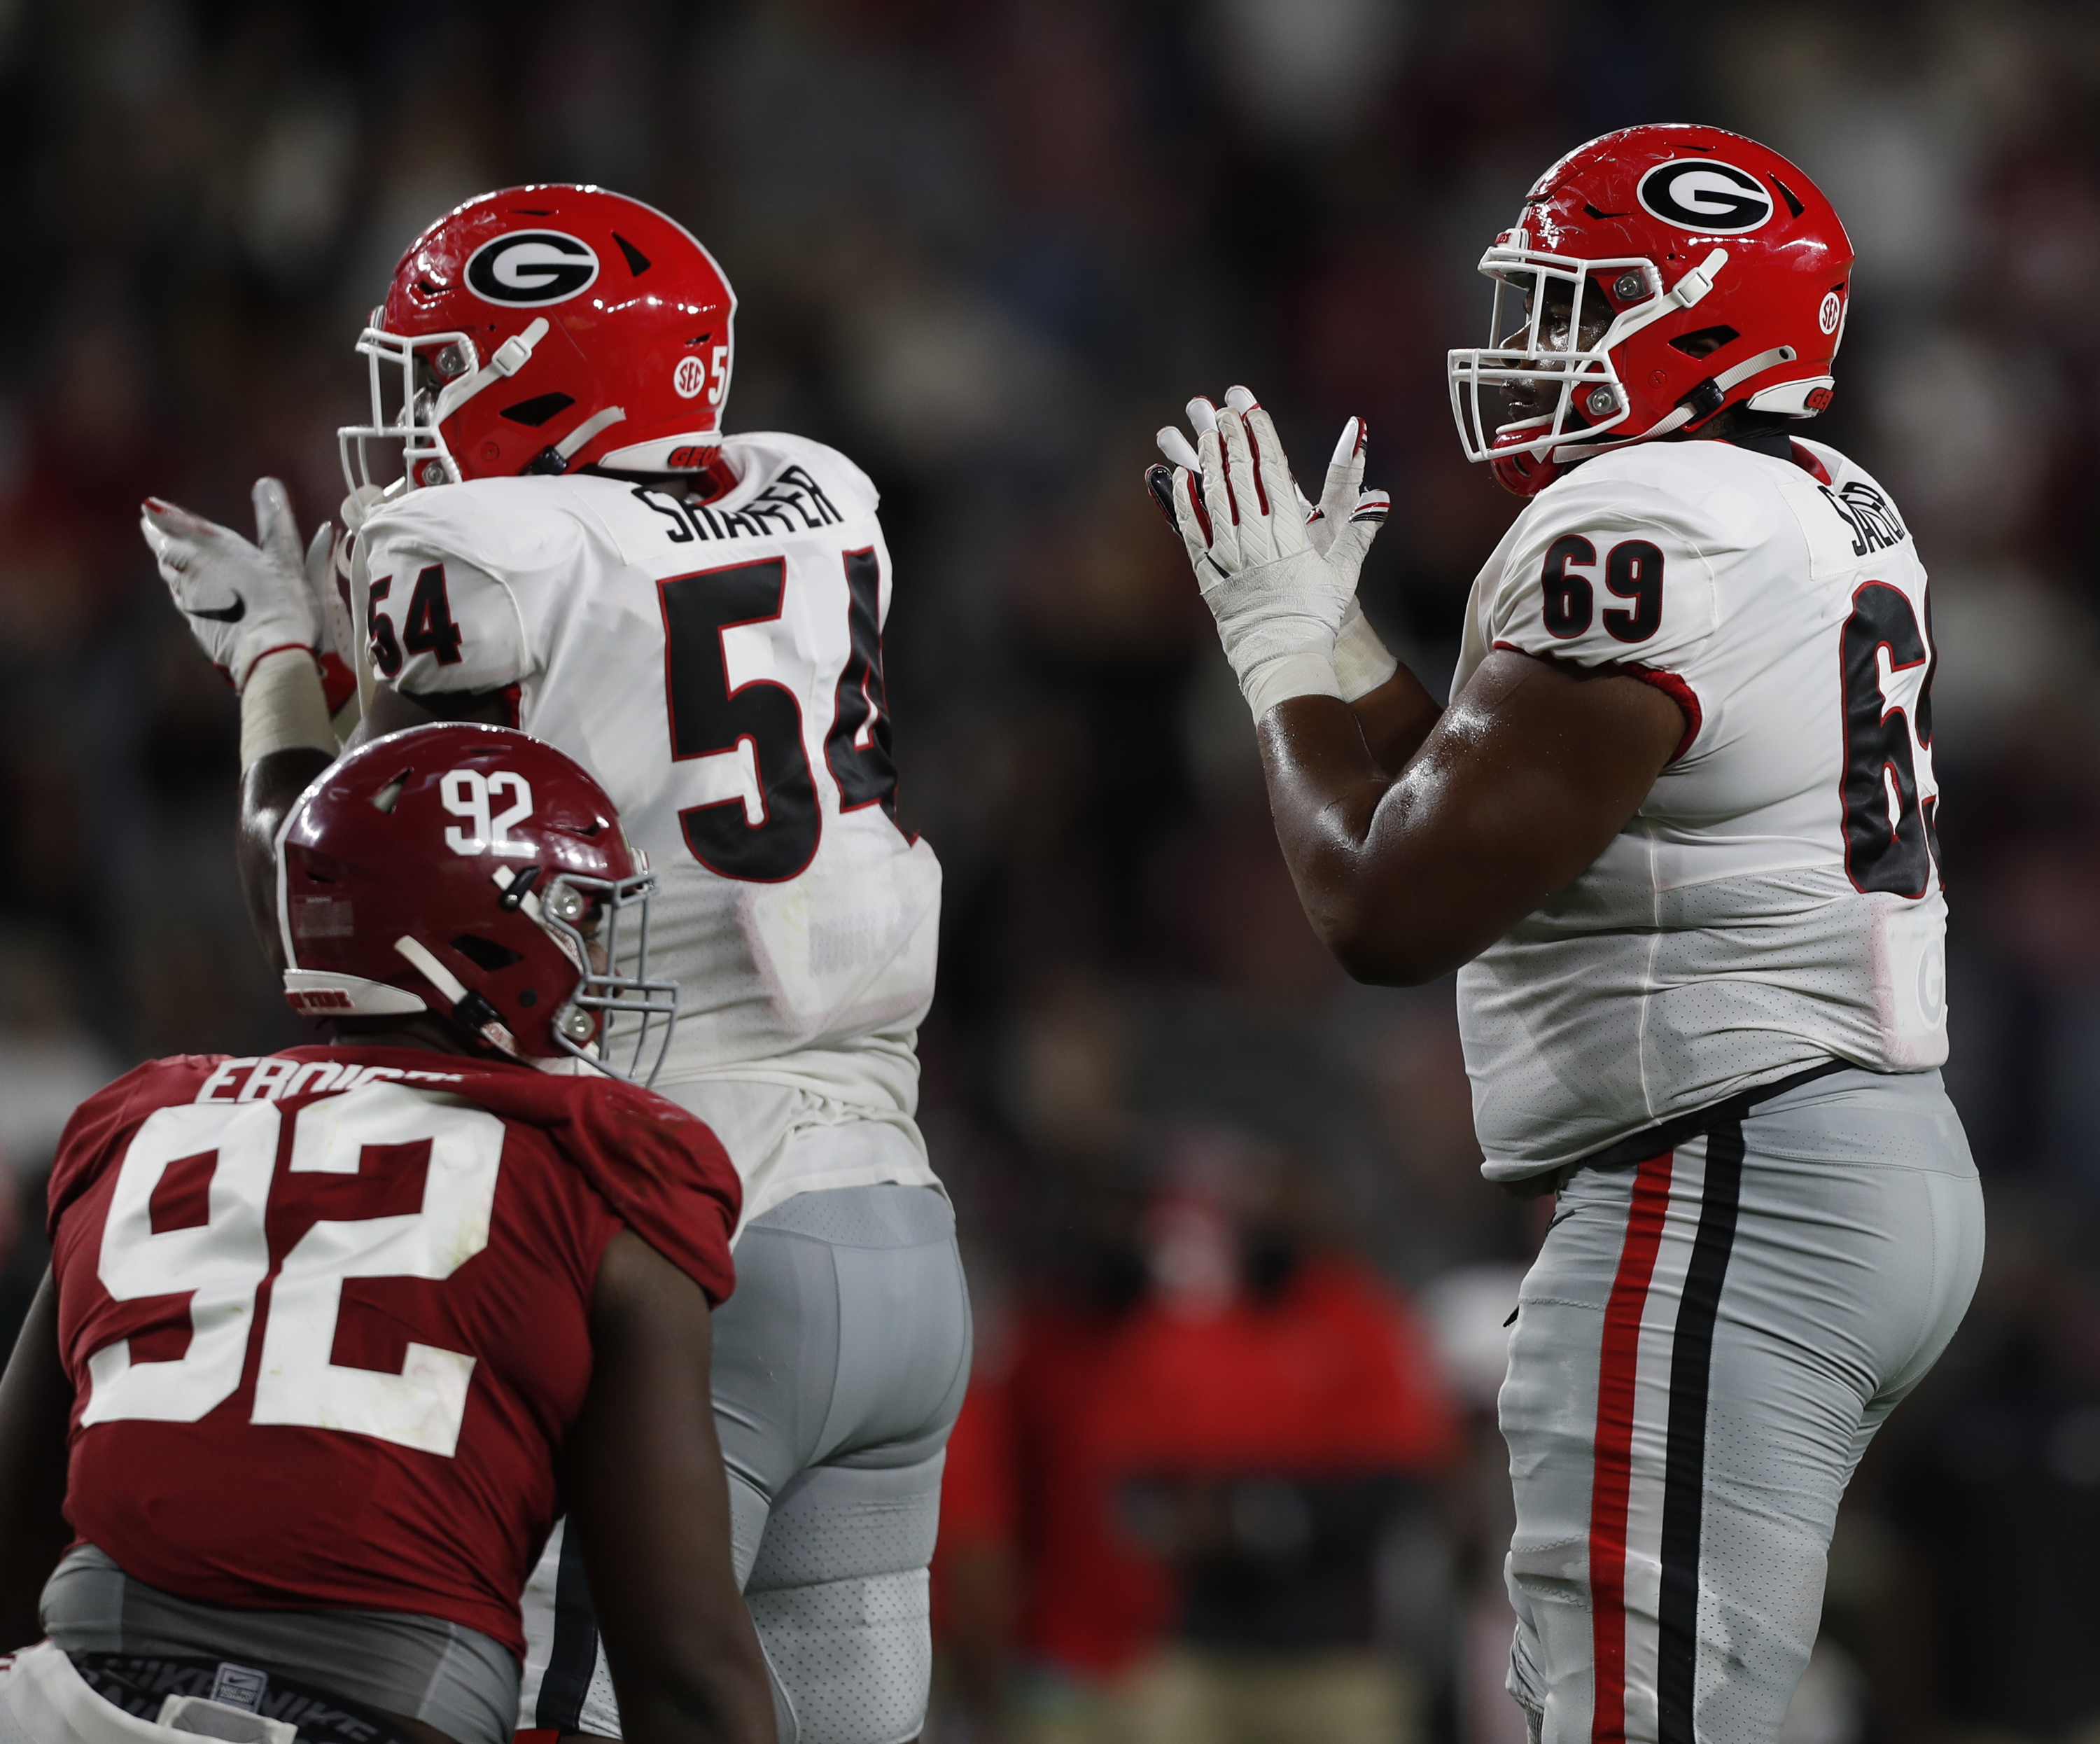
[1448,124,1854,496]
[277,723,678,1082]
[339,185,737,501]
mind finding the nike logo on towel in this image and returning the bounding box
[190,595,246,622]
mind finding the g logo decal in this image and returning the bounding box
[1636,161,1775,235]
[465,232,601,306]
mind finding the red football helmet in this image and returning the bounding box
[277,723,677,1082]
[1448,124,1854,496]
[339,185,737,501]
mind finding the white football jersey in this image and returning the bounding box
[351,434,942,1218]
[1451,436,1945,1182]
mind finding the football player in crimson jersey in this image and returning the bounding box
[1149,125,1983,1743]
[0,725,771,1744]
[141,187,969,1744]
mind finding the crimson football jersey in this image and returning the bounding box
[46,1046,740,1656]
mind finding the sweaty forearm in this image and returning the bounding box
[233,643,347,972]
[1260,653,1686,986]
[1257,697,1492,986]
[1346,667,1443,775]
[238,749,335,971]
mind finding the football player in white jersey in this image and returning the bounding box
[1150,125,1983,1743]
[141,187,969,1744]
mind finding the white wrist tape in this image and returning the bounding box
[1332,607,1399,703]
[1242,650,1345,723]
[239,648,339,769]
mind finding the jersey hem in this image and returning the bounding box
[1479,1055,1882,1189]
[737,1157,946,1239]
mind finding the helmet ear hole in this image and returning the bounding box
[1670,325,1740,360]
[451,933,524,971]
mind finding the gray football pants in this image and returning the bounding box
[519,1183,972,1744]
[1500,1067,1982,1744]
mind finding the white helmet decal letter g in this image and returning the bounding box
[465,232,601,306]
[1637,161,1775,235]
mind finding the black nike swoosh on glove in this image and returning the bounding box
[190,594,246,622]
[1143,463,1178,526]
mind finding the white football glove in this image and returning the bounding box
[141,479,332,692]
[1295,411,1399,702]
[1149,386,1390,720]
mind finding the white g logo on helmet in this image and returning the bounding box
[464,232,601,306]
[1636,161,1775,235]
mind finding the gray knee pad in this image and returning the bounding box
[744,1458,943,1744]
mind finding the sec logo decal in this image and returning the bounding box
[1636,161,1775,235]
[465,231,601,306]
[1819,291,1843,334]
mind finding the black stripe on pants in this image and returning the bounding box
[1657,1118,1745,1744]
[535,1519,602,1729]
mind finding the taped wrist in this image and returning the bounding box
[1241,650,1344,723]
[239,648,339,769]
[1332,606,1399,702]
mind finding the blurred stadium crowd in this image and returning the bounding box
[4,1,2100,1740]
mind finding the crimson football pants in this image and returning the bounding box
[1499,1066,1982,1744]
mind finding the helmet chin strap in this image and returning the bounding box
[1551,344,1798,463]
[1546,249,1796,463]
[522,404,629,475]
[433,318,550,426]
[1599,247,1729,351]
[393,933,523,1060]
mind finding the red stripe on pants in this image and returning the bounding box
[1590,1150,1675,1743]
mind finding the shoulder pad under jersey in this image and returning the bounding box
[358,477,598,578]
[717,431,881,521]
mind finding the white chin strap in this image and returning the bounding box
[1552,344,1800,463]
[538,404,628,471]
[433,318,550,425]
[1609,247,1728,349]
[392,934,523,1059]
